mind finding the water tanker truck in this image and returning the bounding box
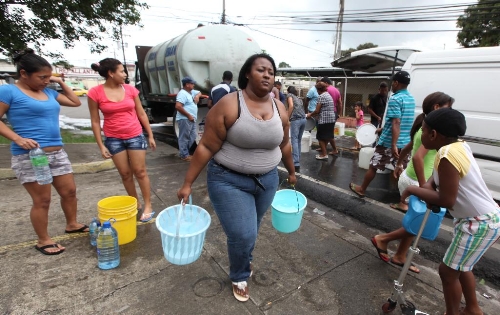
[135,24,261,143]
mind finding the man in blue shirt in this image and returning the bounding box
[175,76,198,161]
[208,71,236,109]
[349,71,415,197]
[304,77,322,113]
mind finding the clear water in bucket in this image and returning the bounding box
[158,205,210,265]
[272,190,306,213]
[163,206,206,235]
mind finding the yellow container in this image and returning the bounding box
[97,196,138,245]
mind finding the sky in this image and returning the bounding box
[41,0,475,68]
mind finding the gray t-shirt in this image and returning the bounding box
[288,94,305,121]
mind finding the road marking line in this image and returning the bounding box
[0,220,156,253]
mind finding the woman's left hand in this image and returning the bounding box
[149,137,156,151]
[49,76,63,84]
[287,173,297,186]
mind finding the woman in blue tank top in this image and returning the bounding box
[178,54,297,302]
[0,49,87,256]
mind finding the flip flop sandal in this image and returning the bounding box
[315,154,329,160]
[371,237,390,262]
[390,258,420,274]
[35,244,65,255]
[389,203,408,213]
[232,281,249,302]
[65,224,89,234]
[349,183,365,198]
[140,211,156,223]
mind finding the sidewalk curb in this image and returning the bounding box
[0,159,115,180]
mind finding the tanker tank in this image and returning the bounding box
[144,24,261,95]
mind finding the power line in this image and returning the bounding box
[246,27,332,56]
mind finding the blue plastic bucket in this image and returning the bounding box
[271,189,307,233]
[155,201,211,265]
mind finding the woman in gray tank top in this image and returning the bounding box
[286,86,306,172]
[177,54,297,302]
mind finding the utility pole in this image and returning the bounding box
[120,25,130,84]
[334,0,344,60]
[221,0,226,24]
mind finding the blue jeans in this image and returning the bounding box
[290,118,306,167]
[177,119,196,158]
[206,159,279,282]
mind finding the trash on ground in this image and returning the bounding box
[313,208,325,215]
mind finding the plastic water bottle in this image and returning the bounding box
[96,220,120,270]
[29,147,52,185]
[89,218,101,246]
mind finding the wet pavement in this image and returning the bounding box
[1,139,500,314]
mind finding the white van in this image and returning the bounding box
[401,47,500,201]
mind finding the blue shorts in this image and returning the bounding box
[104,134,147,155]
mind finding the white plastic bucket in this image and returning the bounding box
[301,132,311,153]
[359,147,375,169]
[334,122,345,136]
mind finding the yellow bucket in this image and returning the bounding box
[97,196,138,245]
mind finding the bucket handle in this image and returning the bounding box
[279,179,301,214]
[176,195,193,238]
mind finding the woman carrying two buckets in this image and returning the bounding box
[177,54,297,302]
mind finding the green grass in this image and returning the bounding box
[0,129,96,144]
[345,130,356,137]
[60,130,96,143]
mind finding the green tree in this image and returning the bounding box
[457,0,500,47]
[278,61,291,68]
[341,42,378,57]
[0,0,148,57]
[52,60,74,70]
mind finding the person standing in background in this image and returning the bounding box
[304,77,322,113]
[0,48,87,255]
[207,71,236,109]
[88,58,157,222]
[321,77,342,119]
[175,76,198,162]
[349,71,415,198]
[367,81,389,127]
[353,101,364,150]
[306,81,337,159]
[287,86,306,172]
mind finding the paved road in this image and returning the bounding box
[1,141,499,314]
[59,96,91,119]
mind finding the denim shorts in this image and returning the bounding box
[104,134,147,155]
[11,148,73,184]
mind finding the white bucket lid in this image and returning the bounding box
[356,124,378,146]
